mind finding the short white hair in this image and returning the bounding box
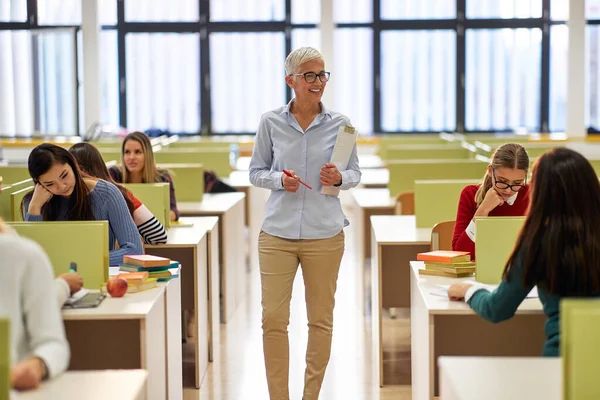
[284,47,324,75]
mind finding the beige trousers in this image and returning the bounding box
[258,230,345,400]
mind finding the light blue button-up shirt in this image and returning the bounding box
[249,100,361,240]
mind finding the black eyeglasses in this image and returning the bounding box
[288,71,331,83]
[492,168,527,192]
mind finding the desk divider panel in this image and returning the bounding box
[561,299,600,400]
[123,183,170,229]
[475,217,525,284]
[10,187,34,222]
[0,166,30,186]
[0,179,33,221]
[386,145,472,161]
[387,159,487,198]
[7,221,109,289]
[158,164,204,203]
[154,148,231,178]
[414,179,479,228]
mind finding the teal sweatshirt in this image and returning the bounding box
[467,259,599,357]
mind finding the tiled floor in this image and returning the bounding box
[185,209,411,399]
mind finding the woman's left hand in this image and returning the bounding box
[447,283,473,301]
[320,163,342,186]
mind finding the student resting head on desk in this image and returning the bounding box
[448,147,600,357]
[20,143,143,267]
[0,218,70,391]
[69,142,167,245]
[249,46,361,400]
[107,131,179,222]
[452,143,530,260]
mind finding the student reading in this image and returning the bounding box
[452,143,530,259]
[448,147,600,357]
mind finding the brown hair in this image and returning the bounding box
[119,132,166,184]
[21,144,95,221]
[504,147,600,296]
[69,142,135,216]
[474,143,529,207]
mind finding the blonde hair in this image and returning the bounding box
[284,47,324,75]
[474,143,530,207]
[120,131,166,183]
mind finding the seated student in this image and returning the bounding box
[452,143,530,259]
[448,148,600,357]
[69,142,167,245]
[108,132,179,222]
[0,219,70,390]
[21,143,143,266]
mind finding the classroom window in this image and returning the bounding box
[465,28,542,132]
[210,0,284,22]
[100,0,117,25]
[589,0,600,19]
[210,32,285,133]
[334,28,373,134]
[381,0,456,20]
[291,29,321,50]
[381,30,456,132]
[334,0,372,23]
[38,0,82,25]
[0,0,27,22]
[125,33,200,133]
[587,26,600,129]
[550,0,568,20]
[33,29,79,135]
[125,0,199,22]
[549,25,568,132]
[0,31,34,136]
[291,0,319,24]
[466,0,542,19]
[100,31,120,129]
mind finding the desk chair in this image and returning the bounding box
[394,191,414,215]
[430,220,455,251]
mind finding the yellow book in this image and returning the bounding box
[419,268,474,278]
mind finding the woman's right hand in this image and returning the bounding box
[475,187,505,216]
[58,273,83,295]
[28,184,53,214]
[282,170,300,193]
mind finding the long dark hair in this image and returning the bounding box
[69,142,135,216]
[21,144,95,221]
[504,147,600,296]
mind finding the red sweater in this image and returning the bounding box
[452,184,530,260]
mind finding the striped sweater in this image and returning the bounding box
[128,193,168,244]
[24,180,143,266]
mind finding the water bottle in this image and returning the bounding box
[229,143,239,170]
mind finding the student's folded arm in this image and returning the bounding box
[452,187,477,258]
[23,243,70,378]
[23,198,43,222]
[104,184,144,265]
[249,115,284,191]
[337,144,361,191]
[467,260,532,323]
[134,204,168,244]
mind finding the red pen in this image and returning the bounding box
[282,169,312,190]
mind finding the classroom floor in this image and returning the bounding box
[184,208,412,400]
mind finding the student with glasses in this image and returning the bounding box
[452,143,530,259]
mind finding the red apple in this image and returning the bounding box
[106,277,128,298]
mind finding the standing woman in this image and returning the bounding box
[21,144,143,266]
[69,142,167,245]
[452,143,530,259]
[108,132,179,222]
[249,47,361,400]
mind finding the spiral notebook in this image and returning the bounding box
[321,125,358,197]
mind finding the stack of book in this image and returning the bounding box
[417,250,475,278]
[119,255,180,282]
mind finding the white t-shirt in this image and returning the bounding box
[0,229,70,378]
